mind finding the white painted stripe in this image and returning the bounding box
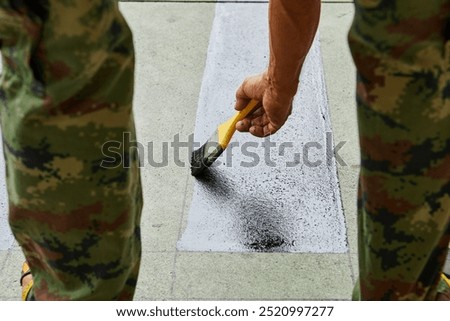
[178,3,347,253]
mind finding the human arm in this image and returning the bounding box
[235,0,321,137]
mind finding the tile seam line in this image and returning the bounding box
[348,253,357,284]
[169,173,191,296]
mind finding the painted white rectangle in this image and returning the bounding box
[178,3,347,253]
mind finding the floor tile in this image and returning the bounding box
[134,253,176,300]
[173,253,353,300]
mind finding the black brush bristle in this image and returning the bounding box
[190,142,224,177]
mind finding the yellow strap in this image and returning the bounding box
[22,261,30,274]
[21,280,33,301]
[442,273,450,288]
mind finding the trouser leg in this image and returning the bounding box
[0,0,143,300]
[349,0,450,300]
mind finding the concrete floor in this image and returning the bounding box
[0,0,446,301]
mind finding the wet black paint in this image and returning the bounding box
[195,169,296,252]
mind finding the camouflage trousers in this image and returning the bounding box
[0,1,143,300]
[349,0,450,300]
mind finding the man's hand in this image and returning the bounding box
[235,71,294,137]
[234,0,320,138]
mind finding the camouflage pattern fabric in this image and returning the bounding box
[0,0,143,300]
[349,0,450,300]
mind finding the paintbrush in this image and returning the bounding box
[191,99,260,176]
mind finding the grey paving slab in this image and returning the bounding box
[334,167,359,254]
[178,3,347,253]
[180,177,194,233]
[350,253,358,285]
[134,253,175,300]
[0,133,13,252]
[0,251,9,301]
[172,253,353,300]
[320,4,358,168]
[0,250,8,272]
[140,205,185,253]
[0,251,25,300]
[320,3,358,255]
[119,2,216,252]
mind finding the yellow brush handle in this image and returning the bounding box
[443,273,450,287]
[233,99,260,123]
[217,99,260,148]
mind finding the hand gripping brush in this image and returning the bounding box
[190,99,260,176]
